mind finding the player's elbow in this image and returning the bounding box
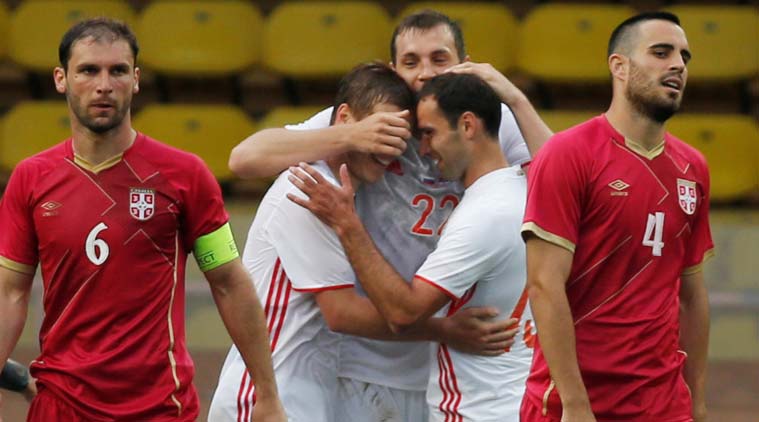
[321,307,353,334]
[228,145,261,179]
[385,309,423,334]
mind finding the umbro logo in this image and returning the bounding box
[41,201,62,216]
[608,179,630,196]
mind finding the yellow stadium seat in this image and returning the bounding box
[396,3,518,72]
[0,3,9,60]
[0,101,70,171]
[9,0,136,72]
[264,1,391,78]
[539,110,601,133]
[138,1,262,76]
[133,104,255,180]
[668,6,759,80]
[667,114,759,202]
[710,314,759,360]
[518,4,635,82]
[258,106,328,130]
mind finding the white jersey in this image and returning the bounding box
[285,107,531,391]
[416,167,533,422]
[209,161,354,422]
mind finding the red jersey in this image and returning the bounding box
[0,133,229,421]
[521,115,714,421]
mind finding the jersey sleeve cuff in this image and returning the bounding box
[415,275,459,301]
[681,248,716,275]
[521,222,576,253]
[0,256,36,275]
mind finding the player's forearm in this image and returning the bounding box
[508,95,553,158]
[528,279,591,410]
[208,266,280,401]
[229,127,352,179]
[0,269,32,364]
[679,272,710,419]
[335,218,425,332]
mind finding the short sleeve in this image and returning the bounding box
[265,170,356,291]
[182,155,230,251]
[499,104,530,166]
[0,163,39,272]
[284,107,333,131]
[682,160,715,274]
[521,135,587,252]
[416,209,506,300]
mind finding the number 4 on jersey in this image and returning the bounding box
[642,212,665,256]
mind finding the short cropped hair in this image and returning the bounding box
[59,17,139,70]
[419,73,501,139]
[608,11,680,57]
[330,62,415,124]
[390,9,466,64]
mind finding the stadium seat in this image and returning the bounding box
[518,4,635,82]
[395,3,518,72]
[667,114,759,202]
[258,106,328,130]
[539,110,601,132]
[137,1,263,76]
[132,104,255,181]
[264,1,391,78]
[0,3,9,60]
[668,6,759,81]
[0,101,70,171]
[8,0,136,72]
[710,314,759,360]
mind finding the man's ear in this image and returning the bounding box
[334,103,355,125]
[458,111,479,140]
[133,66,141,93]
[609,53,628,82]
[53,67,67,94]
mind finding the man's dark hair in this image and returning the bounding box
[419,73,501,139]
[330,62,415,124]
[608,11,680,57]
[390,9,466,64]
[59,17,139,70]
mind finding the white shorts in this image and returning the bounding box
[335,377,428,422]
[208,345,339,422]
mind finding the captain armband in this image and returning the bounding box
[193,222,239,272]
[0,359,30,392]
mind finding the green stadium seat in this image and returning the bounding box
[258,106,328,130]
[395,2,518,72]
[264,1,391,78]
[667,114,759,202]
[0,101,70,171]
[518,4,635,82]
[137,0,263,76]
[668,6,759,81]
[539,110,601,132]
[133,104,256,181]
[9,0,135,72]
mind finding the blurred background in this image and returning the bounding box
[0,0,757,421]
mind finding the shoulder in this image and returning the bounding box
[284,107,333,131]
[133,134,208,171]
[12,141,69,177]
[665,132,708,169]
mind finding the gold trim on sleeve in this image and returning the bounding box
[681,248,716,275]
[0,256,35,275]
[522,222,576,253]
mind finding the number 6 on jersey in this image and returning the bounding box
[642,212,665,256]
[86,222,110,265]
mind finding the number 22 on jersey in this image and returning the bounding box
[410,194,459,236]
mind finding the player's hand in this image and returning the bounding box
[445,62,525,106]
[287,162,358,232]
[692,400,707,422]
[441,307,518,356]
[347,110,411,158]
[251,396,287,422]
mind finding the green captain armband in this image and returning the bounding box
[194,222,239,272]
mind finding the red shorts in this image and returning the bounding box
[27,387,87,422]
[520,395,560,422]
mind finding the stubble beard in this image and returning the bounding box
[625,62,682,124]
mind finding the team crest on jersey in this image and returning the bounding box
[129,188,155,221]
[676,179,697,215]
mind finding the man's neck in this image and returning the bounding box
[605,98,667,151]
[326,156,361,190]
[71,120,137,166]
[462,141,508,189]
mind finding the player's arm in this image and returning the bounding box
[228,111,411,179]
[524,235,596,422]
[679,270,709,422]
[0,266,33,376]
[196,225,285,421]
[445,62,552,156]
